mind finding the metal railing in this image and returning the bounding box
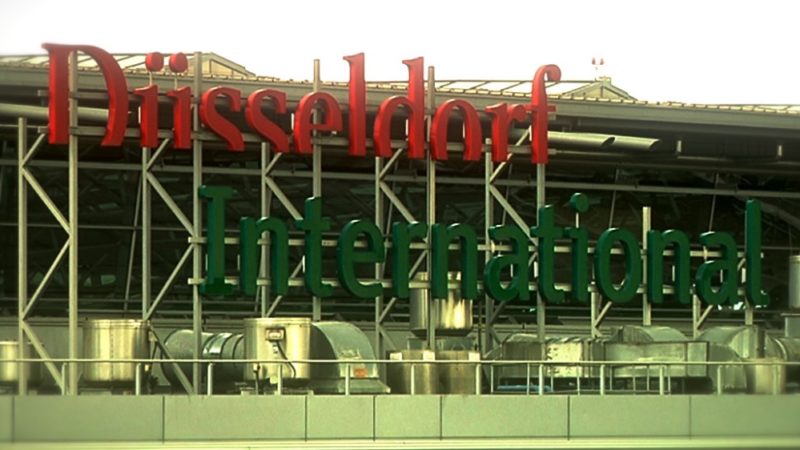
[2,358,797,397]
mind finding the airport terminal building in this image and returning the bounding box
[0,46,798,448]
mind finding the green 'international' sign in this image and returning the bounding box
[198,186,770,307]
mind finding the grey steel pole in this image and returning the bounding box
[191,52,203,394]
[526,363,531,395]
[135,363,142,396]
[426,65,437,350]
[142,146,151,320]
[536,162,546,352]
[17,117,28,395]
[692,294,701,339]
[312,59,322,322]
[538,364,544,396]
[642,206,652,326]
[374,155,384,361]
[410,363,416,395]
[67,51,79,395]
[207,363,214,396]
[260,142,271,317]
[345,363,351,396]
[483,138,494,357]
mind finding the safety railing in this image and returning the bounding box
[2,358,797,396]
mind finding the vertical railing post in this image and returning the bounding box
[600,364,606,396]
[345,363,351,396]
[474,362,481,395]
[135,363,142,396]
[410,363,416,395]
[61,363,67,396]
[526,363,531,396]
[277,364,283,396]
[538,364,544,396]
[207,363,214,396]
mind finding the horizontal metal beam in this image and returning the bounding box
[6,158,800,198]
[4,65,800,135]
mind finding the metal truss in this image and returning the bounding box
[11,56,799,397]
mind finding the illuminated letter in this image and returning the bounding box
[295,197,333,297]
[343,53,366,157]
[246,89,289,154]
[390,222,428,298]
[337,220,385,298]
[484,224,530,302]
[745,200,770,306]
[594,228,642,304]
[293,92,343,154]
[431,223,478,300]
[529,64,561,164]
[695,232,738,305]
[647,229,691,304]
[373,58,425,158]
[199,185,236,296]
[565,193,590,303]
[239,216,289,296]
[430,99,483,161]
[200,87,244,151]
[167,87,192,150]
[133,85,159,148]
[485,103,527,162]
[530,206,565,303]
[42,43,129,146]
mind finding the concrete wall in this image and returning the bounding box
[2,394,799,444]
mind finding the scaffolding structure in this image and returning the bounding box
[3,51,800,396]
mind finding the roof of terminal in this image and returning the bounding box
[1,52,799,117]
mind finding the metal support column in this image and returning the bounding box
[191,52,203,394]
[374,155,385,360]
[16,122,65,392]
[141,145,151,319]
[694,175,719,337]
[260,142,272,317]
[642,206,652,326]
[483,139,494,356]
[67,52,79,395]
[312,59,322,322]
[425,65,437,350]
[535,163,546,350]
[17,118,28,395]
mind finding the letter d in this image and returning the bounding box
[43,44,129,146]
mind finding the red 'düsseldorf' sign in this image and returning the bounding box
[43,44,560,164]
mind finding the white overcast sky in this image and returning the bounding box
[1,0,798,104]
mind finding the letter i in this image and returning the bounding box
[565,193,590,303]
[166,53,192,149]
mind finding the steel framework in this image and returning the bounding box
[3,53,800,395]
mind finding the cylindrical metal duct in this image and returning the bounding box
[789,255,800,310]
[410,272,473,338]
[610,136,664,152]
[159,330,244,388]
[386,350,439,394]
[243,318,311,384]
[0,341,41,387]
[509,130,615,149]
[547,131,616,149]
[82,319,149,387]
[437,350,481,394]
[745,358,786,394]
[0,102,110,122]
